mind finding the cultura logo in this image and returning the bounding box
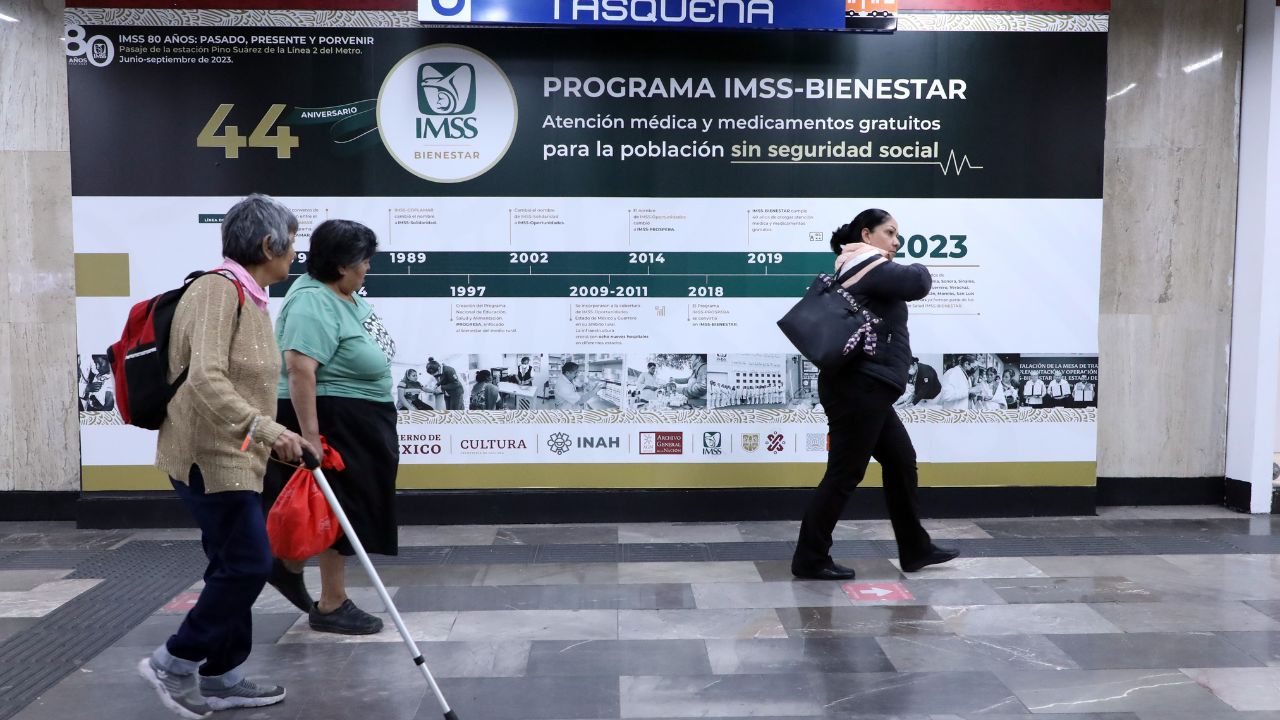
[378,44,518,183]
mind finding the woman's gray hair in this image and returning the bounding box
[221,193,298,266]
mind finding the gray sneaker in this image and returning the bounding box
[201,677,286,710]
[137,657,212,719]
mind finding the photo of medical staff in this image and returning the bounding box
[926,354,1023,410]
[1018,355,1099,409]
[706,354,817,410]
[395,368,433,410]
[540,353,623,410]
[893,355,943,409]
[78,353,115,412]
[625,354,706,409]
[394,353,547,411]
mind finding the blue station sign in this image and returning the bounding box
[418,0,897,32]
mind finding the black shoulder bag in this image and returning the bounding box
[776,256,887,371]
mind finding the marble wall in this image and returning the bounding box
[0,0,80,492]
[1097,0,1245,479]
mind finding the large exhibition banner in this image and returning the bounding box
[67,17,1106,490]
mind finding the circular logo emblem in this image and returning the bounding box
[377,44,518,184]
[547,432,572,456]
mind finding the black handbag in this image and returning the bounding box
[777,258,886,371]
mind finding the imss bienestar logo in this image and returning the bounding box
[377,44,518,183]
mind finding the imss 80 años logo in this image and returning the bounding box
[377,44,518,183]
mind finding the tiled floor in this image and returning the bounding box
[7,507,1280,719]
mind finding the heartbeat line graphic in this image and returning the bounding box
[936,150,984,175]
[729,151,985,176]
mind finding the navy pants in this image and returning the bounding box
[166,465,272,677]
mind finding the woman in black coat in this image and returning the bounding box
[792,209,959,580]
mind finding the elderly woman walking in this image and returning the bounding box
[264,219,399,635]
[140,194,312,719]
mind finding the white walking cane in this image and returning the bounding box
[302,449,459,720]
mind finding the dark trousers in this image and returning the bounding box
[794,373,933,571]
[166,465,272,677]
[443,386,465,410]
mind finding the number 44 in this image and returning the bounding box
[197,104,299,158]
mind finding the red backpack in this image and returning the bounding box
[106,270,244,429]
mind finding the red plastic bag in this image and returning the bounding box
[266,439,344,561]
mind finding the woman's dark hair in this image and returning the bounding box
[306,219,378,282]
[520,356,531,363]
[475,369,492,383]
[426,358,441,375]
[647,362,657,370]
[562,361,579,374]
[830,208,893,255]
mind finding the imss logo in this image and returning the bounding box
[378,44,518,183]
[701,431,723,456]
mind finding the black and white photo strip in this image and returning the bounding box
[707,354,820,411]
[394,353,547,411]
[543,353,624,410]
[625,354,708,409]
[77,353,116,412]
[898,354,1099,411]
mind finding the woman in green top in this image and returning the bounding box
[263,219,398,636]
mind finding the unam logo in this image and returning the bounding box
[547,432,572,455]
[378,43,518,183]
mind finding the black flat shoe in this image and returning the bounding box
[901,546,959,573]
[309,599,383,635]
[791,562,856,581]
[267,558,313,613]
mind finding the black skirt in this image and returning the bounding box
[264,396,399,556]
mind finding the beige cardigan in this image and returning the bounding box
[155,274,287,493]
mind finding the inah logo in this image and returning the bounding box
[547,432,572,455]
[378,44,518,183]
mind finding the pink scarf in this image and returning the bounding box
[213,258,270,312]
